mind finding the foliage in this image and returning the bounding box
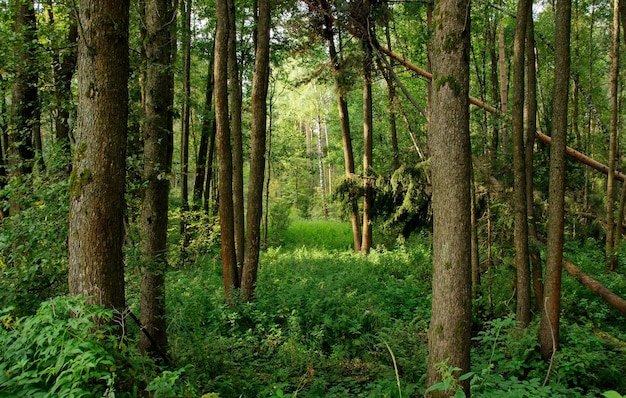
[0,149,70,315]
[0,295,197,397]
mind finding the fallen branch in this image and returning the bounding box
[563,260,626,317]
[377,46,625,183]
[535,132,626,182]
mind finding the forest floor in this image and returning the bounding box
[147,219,626,397]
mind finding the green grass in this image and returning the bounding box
[280,218,355,251]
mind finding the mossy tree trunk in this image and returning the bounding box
[426,0,472,395]
[139,0,175,358]
[69,0,129,316]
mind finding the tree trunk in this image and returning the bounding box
[525,10,544,314]
[179,0,191,259]
[426,0,472,395]
[498,20,509,156]
[512,0,532,327]
[9,0,38,179]
[538,0,571,361]
[139,0,175,358]
[69,0,129,315]
[241,0,271,302]
[215,0,239,300]
[607,0,620,271]
[361,33,374,254]
[384,20,400,171]
[229,0,245,274]
[193,53,214,209]
[320,0,361,252]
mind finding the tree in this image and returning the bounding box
[317,0,362,252]
[139,0,175,357]
[9,0,38,180]
[193,50,214,209]
[215,0,239,300]
[606,0,620,271]
[538,0,571,360]
[228,0,246,274]
[512,0,532,327]
[241,0,271,301]
[179,0,192,262]
[426,0,472,395]
[68,0,130,315]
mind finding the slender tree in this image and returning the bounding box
[360,0,374,254]
[179,0,192,257]
[538,0,571,360]
[318,0,362,252]
[241,0,271,301]
[607,0,620,271]
[215,0,239,299]
[228,0,246,274]
[512,0,532,327]
[68,0,129,315]
[139,0,175,357]
[193,52,214,209]
[426,0,472,395]
[9,0,38,180]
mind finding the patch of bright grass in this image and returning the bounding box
[281,218,354,251]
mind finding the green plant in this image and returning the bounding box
[424,359,472,398]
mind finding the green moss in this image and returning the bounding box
[70,168,93,198]
[434,75,462,97]
[444,261,453,270]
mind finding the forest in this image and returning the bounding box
[2,0,626,396]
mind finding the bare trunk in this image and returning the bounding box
[241,0,271,301]
[538,0,571,361]
[69,0,129,316]
[139,0,175,357]
[512,0,532,327]
[193,53,214,209]
[426,0,472,395]
[215,0,239,300]
[361,35,374,254]
[607,0,620,270]
[179,0,192,262]
[564,261,626,316]
[229,0,245,273]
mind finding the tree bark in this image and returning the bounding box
[426,0,472,395]
[607,0,620,271]
[320,0,361,252]
[512,0,532,327]
[538,0,571,361]
[139,0,175,357]
[9,0,38,179]
[525,10,544,314]
[228,0,245,274]
[193,52,214,209]
[179,0,191,260]
[241,0,271,302]
[69,0,129,315]
[361,33,374,254]
[215,0,239,301]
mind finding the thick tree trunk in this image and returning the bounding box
[241,0,271,302]
[215,0,239,300]
[538,0,571,361]
[563,261,626,316]
[426,0,472,395]
[512,0,532,327]
[139,0,175,357]
[69,0,129,315]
